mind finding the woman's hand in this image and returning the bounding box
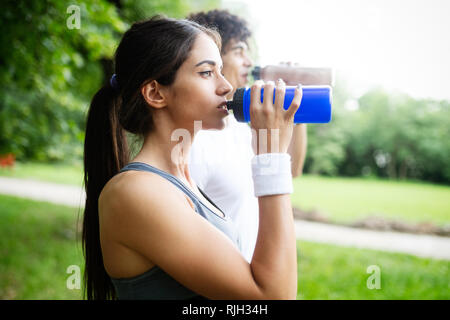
[250,79,302,155]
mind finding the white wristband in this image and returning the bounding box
[251,153,293,197]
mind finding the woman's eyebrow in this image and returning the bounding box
[195,60,217,67]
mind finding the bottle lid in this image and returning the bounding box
[251,66,261,80]
[226,88,246,122]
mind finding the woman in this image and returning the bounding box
[83,15,302,300]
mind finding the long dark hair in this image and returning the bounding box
[82,15,221,300]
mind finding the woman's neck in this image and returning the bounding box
[132,124,195,186]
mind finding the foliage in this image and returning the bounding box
[305,84,450,183]
[1,1,448,183]
[0,0,219,162]
[0,0,125,161]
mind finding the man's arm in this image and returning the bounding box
[287,123,307,177]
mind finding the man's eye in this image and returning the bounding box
[199,71,213,77]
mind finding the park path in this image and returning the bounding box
[1,176,449,261]
[0,176,85,207]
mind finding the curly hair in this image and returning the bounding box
[187,9,251,54]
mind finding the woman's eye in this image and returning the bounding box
[199,71,213,77]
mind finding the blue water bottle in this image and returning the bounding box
[226,85,332,123]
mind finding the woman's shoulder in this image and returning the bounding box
[99,169,188,217]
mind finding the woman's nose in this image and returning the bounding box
[218,75,233,96]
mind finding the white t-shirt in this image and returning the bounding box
[189,115,258,263]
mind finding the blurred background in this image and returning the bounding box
[0,0,449,299]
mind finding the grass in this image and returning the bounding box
[292,174,450,227]
[1,161,449,227]
[0,194,448,300]
[296,240,450,300]
[0,161,83,186]
[0,194,84,299]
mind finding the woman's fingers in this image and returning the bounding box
[262,81,275,110]
[249,80,264,128]
[250,80,264,109]
[285,84,303,120]
[249,81,301,154]
[274,78,286,114]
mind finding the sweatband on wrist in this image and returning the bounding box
[251,153,293,197]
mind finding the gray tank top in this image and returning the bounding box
[110,162,241,300]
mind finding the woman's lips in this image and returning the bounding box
[217,101,228,110]
[217,101,229,114]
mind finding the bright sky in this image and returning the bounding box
[222,0,450,101]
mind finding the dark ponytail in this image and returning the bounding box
[82,16,221,300]
[82,83,128,300]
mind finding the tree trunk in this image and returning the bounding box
[387,153,397,179]
[399,159,408,180]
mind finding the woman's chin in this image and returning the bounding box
[202,119,227,131]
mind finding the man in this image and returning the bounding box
[187,10,308,262]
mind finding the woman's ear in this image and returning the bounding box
[141,80,167,109]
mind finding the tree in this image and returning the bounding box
[0,0,126,161]
[0,0,219,162]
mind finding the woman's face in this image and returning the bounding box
[164,33,233,131]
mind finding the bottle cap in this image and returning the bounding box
[251,66,261,80]
[226,88,246,122]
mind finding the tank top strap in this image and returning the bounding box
[120,162,190,195]
[119,162,227,220]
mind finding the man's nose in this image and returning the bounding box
[244,53,253,67]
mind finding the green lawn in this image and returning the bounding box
[1,194,448,300]
[0,161,83,186]
[0,195,84,299]
[296,240,449,300]
[292,175,450,227]
[1,161,450,227]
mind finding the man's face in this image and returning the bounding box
[221,39,253,96]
